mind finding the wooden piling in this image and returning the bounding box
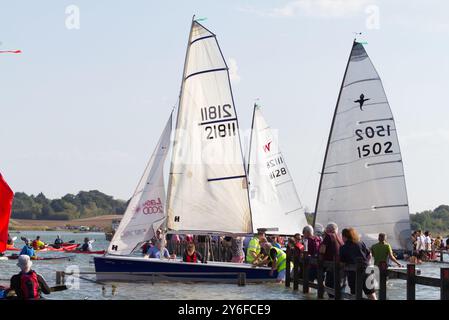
[378,261,388,300]
[440,268,449,300]
[406,264,416,300]
[238,273,246,286]
[285,248,291,288]
[317,259,325,299]
[355,258,364,300]
[302,254,310,294]
[334,259,342,300]
[293,249,299,291]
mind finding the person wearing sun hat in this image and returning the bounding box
[9,255,51,299]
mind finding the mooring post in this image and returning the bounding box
[55,271,63,285]
[285,247,292,288]
[317,259,324,299]
[293,249,299,291]
[303,254,310,294]
[238,273,246,286]
[355,259,364,300]
[406,264,416,300]
[440,268,449,300]
[334,259,342,300]
[378,261,388,300]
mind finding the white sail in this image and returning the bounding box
[108,114,172,255]
[314,41,411,250]
[248,105,308,235]
[166,21,252,234]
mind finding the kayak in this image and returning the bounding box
[63,249,105,255]
[7,255,75,261]
[6,244,78,253]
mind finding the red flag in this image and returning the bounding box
[0,50,21,54]
[0,173,14,252]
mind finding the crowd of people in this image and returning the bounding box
[410,230,449,263]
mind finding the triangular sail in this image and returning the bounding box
[108,114,172,255]
[248,105,309,235]
[166,21,252,234]
[314,41,411,250]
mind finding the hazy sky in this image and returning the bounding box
[0,1,448,213]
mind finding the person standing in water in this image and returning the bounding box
[10,255,51,300]
[370,233,402,267]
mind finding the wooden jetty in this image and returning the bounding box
[285,247,449,300]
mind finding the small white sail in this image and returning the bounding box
[248,105,308,235]
[314,41,411,250]
[166,21,252,234]
[108,113,172,255]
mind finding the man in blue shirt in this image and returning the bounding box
[19,239,35,258]
[146,240,174,259]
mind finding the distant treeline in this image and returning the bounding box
[410,205,449,236]
[306,205,449,236]
[12,190,127,220]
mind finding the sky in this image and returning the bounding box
[0,0,448,213]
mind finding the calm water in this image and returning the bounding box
[0,231,445,300]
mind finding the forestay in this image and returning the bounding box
[248,105,308,235]
[108,114,172,255]
[166,21,252,234]
[314,41,411,250]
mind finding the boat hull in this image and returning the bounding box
[93,255,277,283]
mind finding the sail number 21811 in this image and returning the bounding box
[355,125,394,158]
[201,104,237,140]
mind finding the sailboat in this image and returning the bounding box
[247,104,308,235]
[313,40,412,250]
[94,18,280,282]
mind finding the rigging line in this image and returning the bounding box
[320,174,405,191]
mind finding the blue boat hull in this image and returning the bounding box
[94,255,277,283]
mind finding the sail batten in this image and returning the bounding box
[166,21,252,234]
[314,41,411,250]
[248,105,308,235]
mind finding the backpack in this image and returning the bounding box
[306,236,321,256]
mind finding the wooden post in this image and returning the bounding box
[378,261,388,300]
[317,259,324,299]
[406,264,416,300]
[56,271,63,285]
[293,249,299,291]
[238,273,246,286]
[303,254,310,294]
[334,259,342,300]
[355,258,364,300]
[440,268,449,300]
[285,247,291,288]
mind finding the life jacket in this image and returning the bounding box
[20,271,39,300]
[305,236,321,256]
[269,247,287,272]
[246,237,260,263]
[32,240,39,250]
[185,252,198,263]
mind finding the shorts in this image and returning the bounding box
[277,269,286,281]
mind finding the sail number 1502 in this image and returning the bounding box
[355,125,394,158]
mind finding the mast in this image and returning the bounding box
[246,103,258,176]
[312,40,356,228]
[165,15,196,230]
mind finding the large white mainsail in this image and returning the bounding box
[108,113,172,255]
[314,41,411,250]
[248,105,308,235]
[166,20,252,234]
